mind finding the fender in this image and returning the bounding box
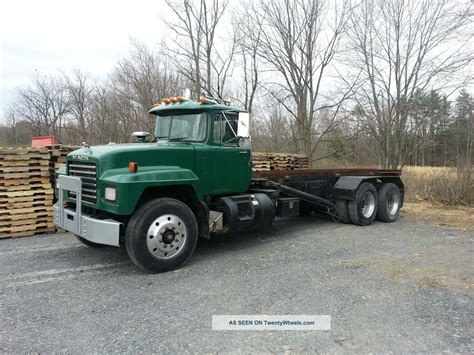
[333,175,404,201]
[98,166,202,215]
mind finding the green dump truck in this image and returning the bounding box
[54,96,404,273]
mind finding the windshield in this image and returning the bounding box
[155,112,207,141]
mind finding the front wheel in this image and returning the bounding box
[125,198,198,273]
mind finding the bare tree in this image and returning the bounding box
[246,0,353,163]
[0,110,34,147]
[264,103,294,152]
[64,69,95,142]
[14,75,70,142]
[164,0,234,99]
[4,109,19,146]
[454,90,473,172]
[347,0,472,168]
[108,93,140,143]
[89,83,119,144]
[112,41,184,134]
[233,1,263,113]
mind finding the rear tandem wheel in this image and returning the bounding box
[348,182,378,226]
[376,183,402,222]
[335,200,351,224]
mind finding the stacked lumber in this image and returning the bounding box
[293,154,309,169]
[252,152,310,171]
[46,144,79,188]
[0,148,55,238]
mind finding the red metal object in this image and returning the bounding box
[32,136,55,148]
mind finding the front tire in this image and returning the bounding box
[125,198,198,273]
[348,182,378,226]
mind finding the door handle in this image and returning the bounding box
[238,151,248,154]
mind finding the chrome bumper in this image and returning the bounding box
[54,175,121,247]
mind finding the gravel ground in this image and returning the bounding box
[1,215,473,353]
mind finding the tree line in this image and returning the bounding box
[1,0,472,171]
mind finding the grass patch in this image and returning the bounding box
[402,166,473,206]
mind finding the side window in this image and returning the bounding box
[213,113,238,145]
[213,114,224,143]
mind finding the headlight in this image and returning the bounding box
[104,187,117,202]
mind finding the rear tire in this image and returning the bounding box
[376,183,401,222]
[336,200,351,223]
[75,235,107,248]
[348,182,378,226]
[125,198,198,273]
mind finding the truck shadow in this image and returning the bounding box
[68,213,336,273]
[194,212,336,258]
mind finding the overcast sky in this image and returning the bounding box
[1,1,471,124]
[0,0,172,122]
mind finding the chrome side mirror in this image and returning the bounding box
[131,131,154,143]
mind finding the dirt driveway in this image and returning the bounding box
[1,215,472,352]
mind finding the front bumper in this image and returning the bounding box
[54,175,121,246]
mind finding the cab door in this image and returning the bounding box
[210,112,252,195]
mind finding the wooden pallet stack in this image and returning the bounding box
[0,148,55,238]
[252,152,310,171]
[293,154,309,169]
[46,144,79,189]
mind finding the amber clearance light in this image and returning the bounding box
[129,162,138,173]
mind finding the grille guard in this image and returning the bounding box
[57,175,83,235]
[54,175,121,246]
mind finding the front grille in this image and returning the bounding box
[68,162,97,204]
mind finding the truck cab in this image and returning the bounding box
[54,97,263,272]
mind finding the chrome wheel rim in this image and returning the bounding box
[387,191,400,216]
[361,191,376,218]
[146,214,187,259]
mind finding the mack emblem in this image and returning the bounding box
[72,155,89,161]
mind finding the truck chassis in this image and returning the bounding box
[55,166,403,273]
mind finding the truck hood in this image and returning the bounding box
[70,143,158,159]
[68,142,196,172]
